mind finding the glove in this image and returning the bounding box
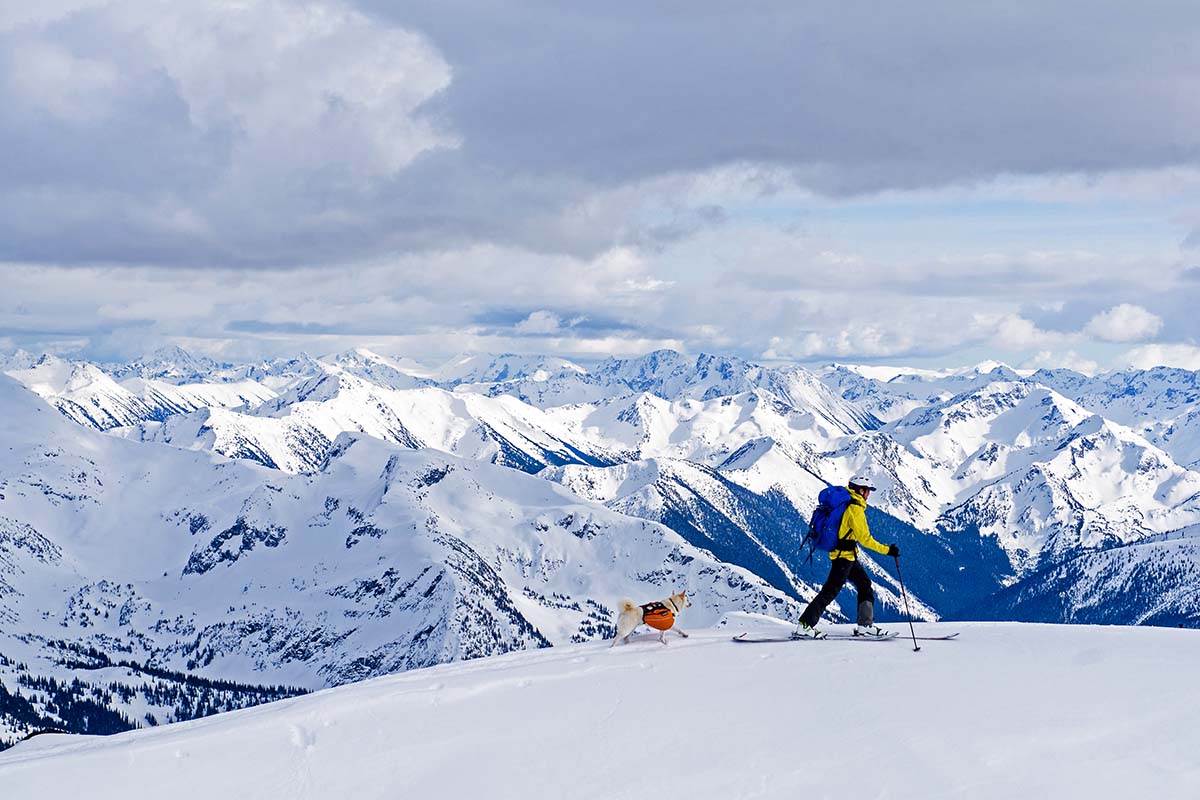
[887,544,900,557]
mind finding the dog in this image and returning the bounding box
[612,590,692,646]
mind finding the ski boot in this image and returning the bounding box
[792,623,826,640]
[853,624,890,637]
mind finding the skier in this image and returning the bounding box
[795,475,899,639]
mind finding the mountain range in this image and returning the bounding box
[2,344,1198,744]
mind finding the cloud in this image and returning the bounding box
[1084,304,1163,342]
[1120,343,1200,371]
[761,326,921,361]
[0,247,688,360]
[5,2,1200,268]
[1019,350,1100,375]
[382,2,1200,191]
[514,311,563,335]
[0,0,455,266]
[972,313,1078,351]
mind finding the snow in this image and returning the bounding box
[2,620,1198,799]
[0,373,803,696]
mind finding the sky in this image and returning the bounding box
[2,1,1200,373]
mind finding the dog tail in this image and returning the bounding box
[619,599,637,614]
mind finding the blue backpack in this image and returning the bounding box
[802,485,853,561]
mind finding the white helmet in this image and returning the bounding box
[848,475,877,491]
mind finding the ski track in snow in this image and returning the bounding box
[2,620,1198,800]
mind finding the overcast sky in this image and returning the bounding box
[2,1,1199,371]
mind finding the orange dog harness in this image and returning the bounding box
[640,601,676,631]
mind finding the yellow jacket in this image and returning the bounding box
[831,487,890,561]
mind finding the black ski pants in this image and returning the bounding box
[799,557,875,628]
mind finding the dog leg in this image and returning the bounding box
[675,628,689,639]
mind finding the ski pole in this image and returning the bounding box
[893,554,921,653]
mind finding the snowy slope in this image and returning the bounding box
[816,363,929,422]
[6,354,278,431]
[1033,365,1200,425]
[232,353,328,392]
[452,351,877,434]
[930,416,1200,572]
[428,351,587,386]
[7,354,156,429]
[544,387,861,468]
[0,374,800,736]
[2,621,1198,800]
[107,346,327,391]
[0,349,37,371]
[1032,366,1200,469]
[322,348,435,390]
[133,369,621,473]
[120,377,277,415]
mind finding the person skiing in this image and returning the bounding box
[795,475,899,639]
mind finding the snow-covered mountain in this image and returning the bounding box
[820,375,1200,564]
[1031,365,1200,470]
[428,351,587,386]
[322,348,435,391]
[966,530,1200,625]
[543,386,867,470]
[231,353,328,391]
[117,369,621,474]
[5,344,1200,747]
[934,414,1200,569]
[12,347,1200,587]
[3,621,1198,800]
[6,354,156,429]
[104,346,232,385]
[0,349,38,371]
[5,354,278,431]
[0,373,799,741]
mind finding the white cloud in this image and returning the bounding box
[515,311,562,335]
[1019,350,1100,375]
[1084,304,1163,342]
[141,1,456,176]
[973,313,1076,351]
[761,326,919,360]
[762,334,824,360]
[0,0,458,265]
[1120,343,1200,371]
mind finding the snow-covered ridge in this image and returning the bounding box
[2,621,1198,800]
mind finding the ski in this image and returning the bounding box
[732,632,898,644]
[909,632,959,641]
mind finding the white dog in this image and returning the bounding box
[612,590,692,646]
